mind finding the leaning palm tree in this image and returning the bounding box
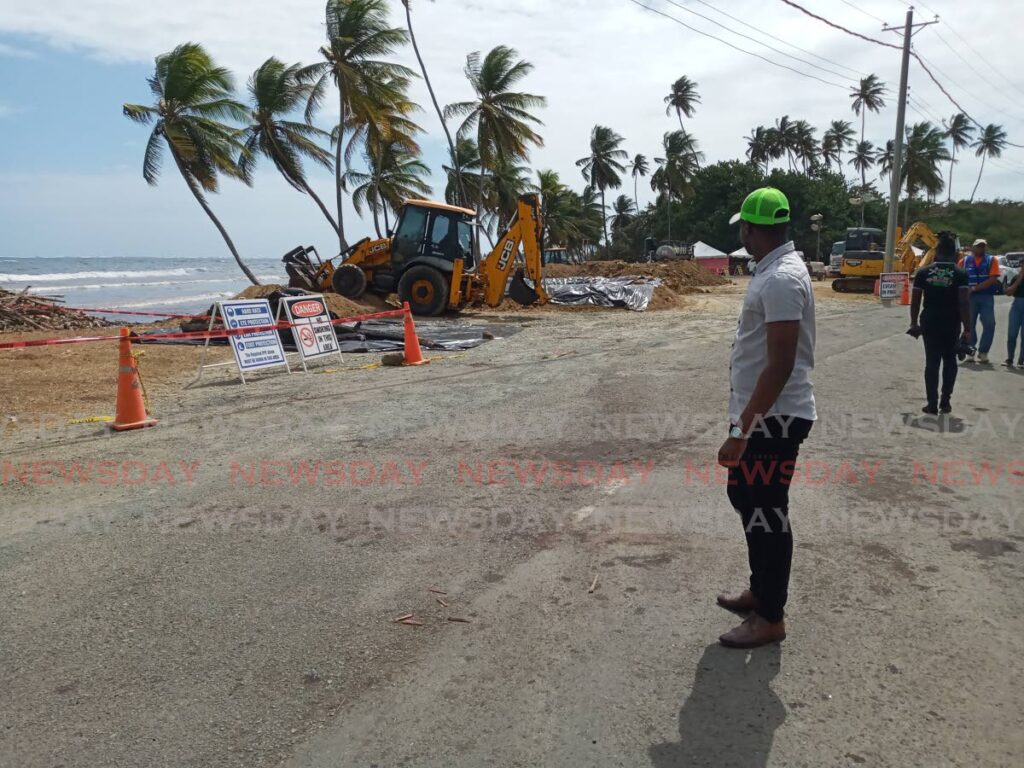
[969,123,1007,203]
[302,0,412,251]
[445,45,546,249]
[344,140,431,236]
[901,122,951,226]
[664,76,701,132]
[822,119,856,172]
[444,137,482,208]
[792,120,819,174]
[400,0,467,207]
[850,74,887,146]
[576,125,628,247]
[942,113,974,205]
[630,154,649,213]
[240,57,338,234]
[123,43,259,284]
[774,115,799,171]
[652,130,702,241]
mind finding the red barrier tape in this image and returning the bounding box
[0,307,408,350]
[17,298,211,319]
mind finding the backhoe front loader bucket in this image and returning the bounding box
[508,269,540,306]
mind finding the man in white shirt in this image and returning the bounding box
[716,187,817,649]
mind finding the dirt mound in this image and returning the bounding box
[233,284,391,319]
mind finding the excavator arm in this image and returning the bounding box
[897,222,939,272]
[478,194,549,308]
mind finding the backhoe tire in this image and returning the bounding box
[332,264,367,298]
[398,265,449,317]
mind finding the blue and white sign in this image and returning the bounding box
[219,299,287,372]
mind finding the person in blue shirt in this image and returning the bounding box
[959,238,1000,363]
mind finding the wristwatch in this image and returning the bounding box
[729,425,747,440]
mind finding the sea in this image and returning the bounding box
[0,256,289,317]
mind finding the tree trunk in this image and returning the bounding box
[405,3,468,209]
[667,193,673,241]
[634,176,639,214]
[171,148,259,286]
[335,88,349,252]
[383,205,390,235]
[970,153,986,203]
[947,146,956,205]
[301,179,340,236]
[600,186,609,248]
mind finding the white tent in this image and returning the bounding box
[730,247,750,257]
[693,241,727,258]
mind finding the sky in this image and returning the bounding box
[1,0,1022,261]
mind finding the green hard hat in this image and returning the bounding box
[730,187,791,226]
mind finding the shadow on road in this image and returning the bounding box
[901,413,966,434]
[648,643,784,768]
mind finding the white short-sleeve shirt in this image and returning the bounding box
[728,241,817,424]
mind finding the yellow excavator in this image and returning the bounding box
[831,222,946,293]
[283,194,548,316]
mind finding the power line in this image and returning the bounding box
[688,0,866,77]
[659,0,859,83]
[625,0,850,90]
[913,48,1024,126]
[775,0,1023,145]
[928,27,1024,111]
[838,0,886,25]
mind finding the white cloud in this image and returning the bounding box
[0,0,1022,244]
[0,100,25,118]
[0,40,36,58]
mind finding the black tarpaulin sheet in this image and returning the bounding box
[541,277,662,311]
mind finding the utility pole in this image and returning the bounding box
[881,8,939,284]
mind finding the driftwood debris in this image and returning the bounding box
[0,288,111,332]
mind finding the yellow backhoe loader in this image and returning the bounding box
[831,222,948,293]
[283,194,548,316]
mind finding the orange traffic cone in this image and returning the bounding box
[899,278,911,306]
[873,279,880,297]
[112,328,158,431]
[401,302,429,366]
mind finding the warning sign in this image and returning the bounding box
[219,299,288,372]
[280,295,340,363]
[879,272,910,300]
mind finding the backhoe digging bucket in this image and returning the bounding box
[508,269,540,306]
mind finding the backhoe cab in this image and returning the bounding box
[287,194,548,316]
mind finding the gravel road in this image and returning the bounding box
[2,290,1022,767]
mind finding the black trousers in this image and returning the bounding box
[726,416,813,623]
[922,328,958,407]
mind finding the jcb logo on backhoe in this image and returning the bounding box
[369,242,389,254]
[497,241,515,271]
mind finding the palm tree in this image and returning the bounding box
[302,0,411,251]
[400,0,467,208]
[822,120,855,172]
[445,45,546,249]
[485,154,532,234]
[793,120,819,173]
[240,58,337,234]
[610,194,636,237]
[344,140,431,236]
[123,43,259,284]
[745,126,771,174]
[652,130,703,241]
[942,113,974,205]
[444,137,482,207]
[901,122,951,225]
[576,125,628,247]
[849,139,876,226]
[970,123,1007,203]
[630,154,649,212]
[774,115,799,171]
[664,76,701,132]
[850,74,887,146]
[850,140,877,190]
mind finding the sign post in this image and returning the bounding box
[276,294,343,372]
[879,272,909,302]
[195,298,289,384]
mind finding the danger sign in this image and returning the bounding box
[280,294,341,366]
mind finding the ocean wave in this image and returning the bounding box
[0,268,194,283]
[112,292,237,309]
[26,278,243,293]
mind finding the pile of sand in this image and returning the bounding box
[232,284,397,319]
